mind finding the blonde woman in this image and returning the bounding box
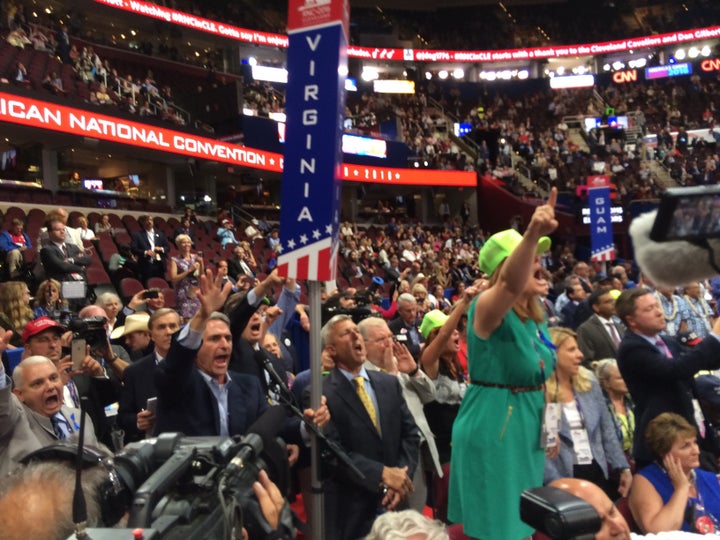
[544,327,631,499]
[33,279,66,319]
[170,234,203,320]
[0,282,33,347]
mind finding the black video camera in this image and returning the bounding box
[520,486,601,539]
[68,316,107,348]
[33,432,293,540]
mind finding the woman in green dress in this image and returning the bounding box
[448,189,558,539]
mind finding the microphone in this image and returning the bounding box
[254,350,293,402]
[630,210,720,287]
[73,397,89,539]
[224,405,287,477]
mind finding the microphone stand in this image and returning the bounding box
[260,368,365,483]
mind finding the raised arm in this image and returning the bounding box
[473,188,558,339]
[421,285,479,380]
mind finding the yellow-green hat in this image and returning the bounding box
[420,310,448,339]
[478,229,551,276]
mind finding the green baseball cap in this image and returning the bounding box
[420,309,449,339]
[478,229,551,276]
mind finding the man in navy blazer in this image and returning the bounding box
[154,270,328,441]
[117,309,181,443]
[616,288,720,468]
[321,314,419,540]
[130,215,170,286]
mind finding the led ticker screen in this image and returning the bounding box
[90,0,720,64]
[454,123,473,137]
[645,62,692,80]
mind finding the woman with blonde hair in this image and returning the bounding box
[170,233,203,320]
[544,327,631,500]
[449,190,559,539]
[0,281,33,347]
[33,279,65,319]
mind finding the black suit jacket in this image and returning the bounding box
[388,318,422,361]
[154,338,269,437]
[576,315,624,365]
[130,229,170,277]
[617,331,720,466]
[322,368,420,540]
[118,352,159,443]
[40,243,91,281]
[72,371,121,449]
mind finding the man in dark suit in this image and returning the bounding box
[227,245,255,281]
[118,308,180,443]
[560,282,588,330]
[39,216,91,282]
[22,315,121,450]
[173,216,195,245]
[321,314,419,540]
[616,288,720,468]
[154,270,328,440]
[227,270,289,399]
[577,288,625,365]
[130,215,170,286]
[388,293,423,361]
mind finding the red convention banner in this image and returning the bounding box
[0,93,476,187]
[91,0,720,63]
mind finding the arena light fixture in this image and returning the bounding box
[675,48,686,60]
[452,68,465,79]
[438,70,449,80]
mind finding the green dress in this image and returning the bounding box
[448,298,554,539]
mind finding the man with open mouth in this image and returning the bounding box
[0,349,103,476]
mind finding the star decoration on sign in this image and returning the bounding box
[299,234,308,244]
[276,243,283,253]
[312,229,321,239]
[325,224,333,234]
[287,239,296,249]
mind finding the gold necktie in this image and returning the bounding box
[353,376,379,432]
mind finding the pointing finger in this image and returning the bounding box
[546,187,558,208]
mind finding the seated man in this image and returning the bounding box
[111,312,153,361]
[39,215,91,282]
[549,477,706,539]
[0,219,32,279]
[0,355,103,475]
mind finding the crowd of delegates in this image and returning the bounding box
[2,12,190,127]
[5,195,720,538]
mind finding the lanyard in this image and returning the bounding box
[534,325,557,387]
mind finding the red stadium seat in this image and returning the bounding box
[120,277,144,302]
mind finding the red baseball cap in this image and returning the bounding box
[21,317,65,343]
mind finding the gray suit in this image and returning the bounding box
[364,361,442,511]
[0,383,101,476]
[576,314,625,365]
[543,374,629,484]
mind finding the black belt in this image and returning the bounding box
[470,380,543,393]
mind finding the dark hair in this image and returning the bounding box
[615,288,651,325]
[588,287,612,307]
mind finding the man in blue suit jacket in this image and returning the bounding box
[616,288,720,468]
[321,314,420,540]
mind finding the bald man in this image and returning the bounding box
[549,478,704,539]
